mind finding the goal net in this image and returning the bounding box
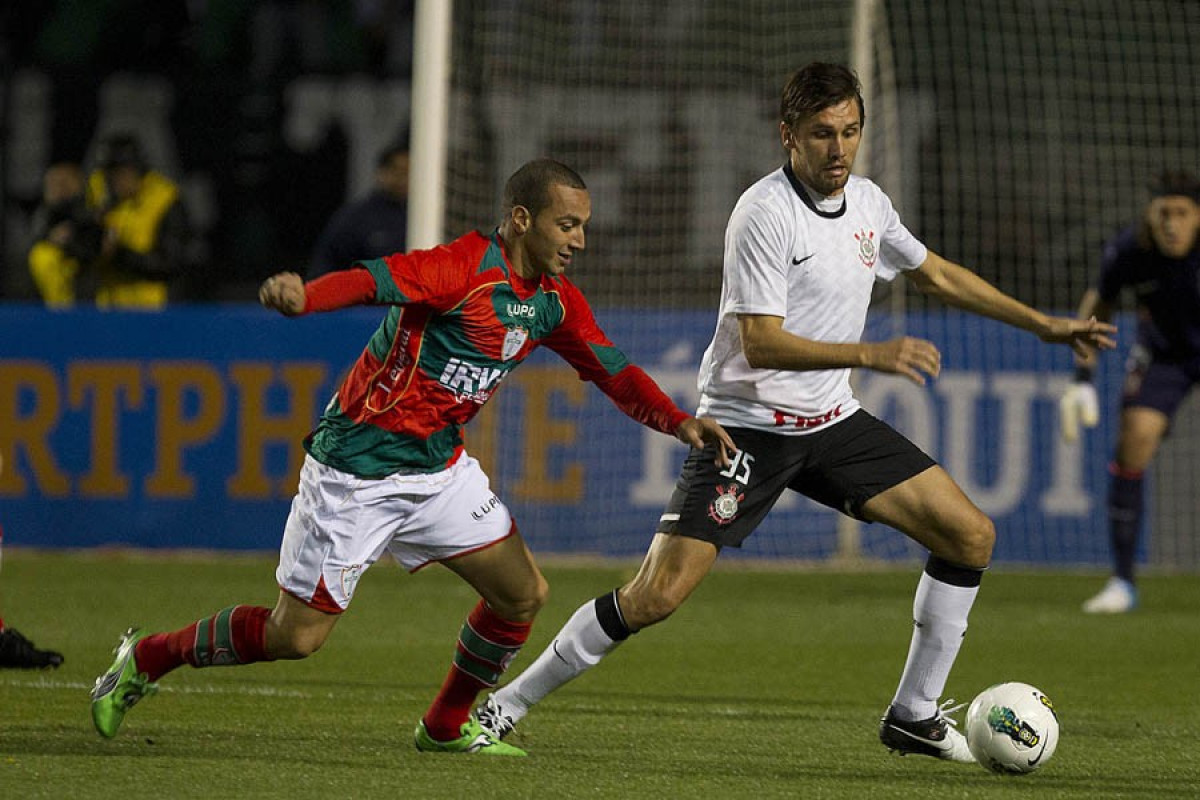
[441,0,1200,569]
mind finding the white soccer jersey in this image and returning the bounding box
[696,166,928,433]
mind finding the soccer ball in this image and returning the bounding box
[965,682,1059,774]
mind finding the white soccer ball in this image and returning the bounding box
[965,682,1059,774]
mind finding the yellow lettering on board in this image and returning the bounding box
[69,361,143,497]
[227,362,326,498]
[145,362,227,498]
[510,366,583,502]
[0,361,69,496]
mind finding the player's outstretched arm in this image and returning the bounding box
[259,267,378,316]
[905,251,1117,358]
[674,417,736,468]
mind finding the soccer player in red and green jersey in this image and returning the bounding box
[89,158,735,755]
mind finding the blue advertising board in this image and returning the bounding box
[0,305,1130,563]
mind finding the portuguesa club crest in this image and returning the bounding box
[502,326,529,361]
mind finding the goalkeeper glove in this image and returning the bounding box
[1059,368,1099,443]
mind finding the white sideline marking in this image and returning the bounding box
[1,676,313,698]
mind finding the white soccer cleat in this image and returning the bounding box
[879,700,975,764]
[1082,577,1137,614]
[475,693,519,740]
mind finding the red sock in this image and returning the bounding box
[422,600,532,741]
[134,605,273,682]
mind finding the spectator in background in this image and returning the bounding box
[1061,169,1200,614]
[27,162,96,306]
[27,133,191,309]
[309,139,409,276]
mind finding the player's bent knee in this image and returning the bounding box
[954,514,995,567]
[489,574,550,623]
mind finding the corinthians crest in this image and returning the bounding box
[854,228,877,269]
[708,484,745,525]
[501,325,528,361]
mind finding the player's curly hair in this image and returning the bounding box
[502,158,587,218]
[780,62,865,129]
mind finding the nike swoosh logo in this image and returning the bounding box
[887,724,949,749]
[552,640,569,665]
[791,254,815,265]
[1027,736,1049,766]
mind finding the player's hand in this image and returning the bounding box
[675,417,736,468]
[1059,380,1100,443]
[866,336,942,385]
[258,271,306,315]
[1039,316,1117,359]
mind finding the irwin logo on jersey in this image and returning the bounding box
[438,357,509,404]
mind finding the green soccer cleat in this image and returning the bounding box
[413,717,528,756]
[91,627,158,739]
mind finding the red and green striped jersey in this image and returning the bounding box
[300,229,689,478]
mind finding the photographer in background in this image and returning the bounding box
[1061,169,1200,614]
[26,162,98,306]
[27,133,191,309]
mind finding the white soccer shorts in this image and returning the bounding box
[276,453,513,612]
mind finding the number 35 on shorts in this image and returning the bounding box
[718,449,754,485]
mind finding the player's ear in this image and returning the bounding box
[779,121,793,150]
[511,205,532,235]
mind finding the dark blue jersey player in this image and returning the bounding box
[1061,169,1200,613]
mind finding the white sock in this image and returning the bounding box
[493,597,624,722]
[890,570,979,721]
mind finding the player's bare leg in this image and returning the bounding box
[1084,406,1169,613]
[480,533,718,738]
[863,466,992,763]
[416,527,545,755]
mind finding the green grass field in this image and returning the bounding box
[2,549,1198,799]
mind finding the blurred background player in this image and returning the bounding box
[89,158,733,755]
[1061,169,1200,614]
[0,454,64,670]
[308,138,410,277]
[27,132,192,309]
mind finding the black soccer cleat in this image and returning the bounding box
[0,627,65,669]
[879,702,974,763]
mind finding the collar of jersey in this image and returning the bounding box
[490,228,544,299]
[784,162,846,219]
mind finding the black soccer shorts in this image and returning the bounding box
[657,409,937,548]
[1120,346,1200,420]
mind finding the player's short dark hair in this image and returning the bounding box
[1148,169,1200,203]
[780,62,865,129]
[97,133,146,171]
[502,158,587,218]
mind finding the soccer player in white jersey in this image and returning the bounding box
[477,62,1116,762]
